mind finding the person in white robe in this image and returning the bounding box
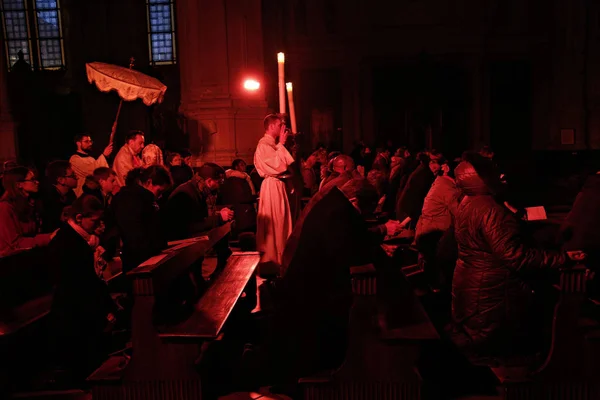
[254,114,294,272]
[113,131,145,186]
[69,134,113,197]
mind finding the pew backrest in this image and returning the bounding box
[158,252,260,340]
[0,247,54,337]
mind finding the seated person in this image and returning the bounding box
[451,153,584,360]
[166,163,234,240]
[226,158,256,195]
[0,166,53,257]
[166,163,234,279]
[415,158,461,289]
[82,167,119,207]
[263,179,384,389]
[48,195,118,380]
[220,164,257,239]
[83,167,120,261]
[40,160,78,233]
[301,152,319,197]
[395,152,436,229]
[111,166,172,273]
[319,155,360,192]
[560,170,600,298]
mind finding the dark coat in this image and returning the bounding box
[111,184,167,272]
[219,176,256,235]
[382,158,409,215]
[49,223,116,372]
[166,179,222,241]
[395,163,434,223]
[271,188,378,380]
[40,185,76,233]
[451,160,567,354]
[170,165,194,188]
[82,183,118,261]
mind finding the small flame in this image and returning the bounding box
[277,52,285,63]
[286,82,293,91]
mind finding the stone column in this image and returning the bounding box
[0,47,16,164]
[176,0,269,166]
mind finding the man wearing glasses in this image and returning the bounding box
[70,134,113,197]
[41,161,79,233]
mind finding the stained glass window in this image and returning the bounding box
[146,0,177,65]
[0,0,33,70]
[0,0,64,71]
[33,0,64,69]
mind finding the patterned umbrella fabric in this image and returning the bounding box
[86,61,167,106]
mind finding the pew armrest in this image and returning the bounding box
[0,293,53,337]
[158,252,260,340]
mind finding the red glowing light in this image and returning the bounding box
[243,79,260,91]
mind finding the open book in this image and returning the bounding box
[525,206,547,221]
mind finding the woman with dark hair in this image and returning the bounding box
[0,166,53,257]
[49,194,117,379]
[111,166,172,272]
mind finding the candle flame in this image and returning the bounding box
[277,52,285,63]
[286,82,293,91]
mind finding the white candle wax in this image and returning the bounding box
[286,82,297,134]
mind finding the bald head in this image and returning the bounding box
[332,155,355,174]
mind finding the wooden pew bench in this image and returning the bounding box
[158,252,260,341]
[88,223,260,400]
[488,265,600,399]
[300,252,439,399]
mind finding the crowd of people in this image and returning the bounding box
[0,112,595,392]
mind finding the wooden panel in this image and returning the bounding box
[159,252,260,340]
[128,223,231,297]
[377,265,439,341]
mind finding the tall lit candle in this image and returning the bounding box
[286,82,297,134]
[277,52,286,114]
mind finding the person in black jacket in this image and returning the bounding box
[395,152,435,228]
[451,153,585,360]
[48,195,118,380]
[166,163,234,241]
[40,160,77,233]
[111,166,172,273]
[82,167,120,261]
[165,163,234,282]
[263,179,383,391]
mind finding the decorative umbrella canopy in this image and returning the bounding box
[86,61,167,106]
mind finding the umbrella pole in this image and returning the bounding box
[109,57,135,145]
[110,100,123,145]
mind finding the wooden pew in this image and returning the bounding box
[300,252,438,400]
[491,265,600,399]
[88,222,260,400]
[0,248,54,338]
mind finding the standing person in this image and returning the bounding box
[113,130,145,187]
[254,114,294,273]
[69,134,113,197]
